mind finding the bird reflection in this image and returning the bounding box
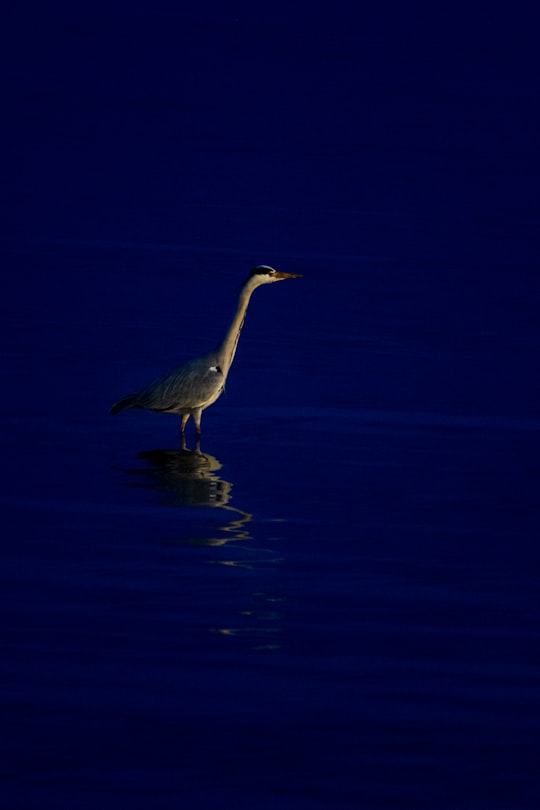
[125,443,252,545]
[121,443,284,648]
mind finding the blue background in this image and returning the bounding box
[2,3,540,808]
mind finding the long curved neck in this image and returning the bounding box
[216,278,259,376]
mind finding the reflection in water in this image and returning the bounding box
[122,444,283,649]
[212,591,286,651]
[125,446,252,545]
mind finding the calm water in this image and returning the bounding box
[2,6,540,809]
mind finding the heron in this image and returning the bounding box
[111,265,301,437]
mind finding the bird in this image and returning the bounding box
[111,265,301,438]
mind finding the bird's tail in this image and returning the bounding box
[110,393,138,415]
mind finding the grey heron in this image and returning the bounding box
[111,265,301,437]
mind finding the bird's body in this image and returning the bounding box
[111,265,301,436]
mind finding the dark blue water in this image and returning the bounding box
[2,5,540,809]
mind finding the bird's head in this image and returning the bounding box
[244,265,302,288]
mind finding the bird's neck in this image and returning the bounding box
[216,281,257,376]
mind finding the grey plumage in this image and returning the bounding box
[111,354,223,415]
[111,265,301,436]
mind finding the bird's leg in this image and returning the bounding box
[180,414,190,449]
[193,408,203,441]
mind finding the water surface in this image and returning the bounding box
[2,5,540,809]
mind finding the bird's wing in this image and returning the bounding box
[133,356,224,412]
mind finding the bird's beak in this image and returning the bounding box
[274,272,302,280]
